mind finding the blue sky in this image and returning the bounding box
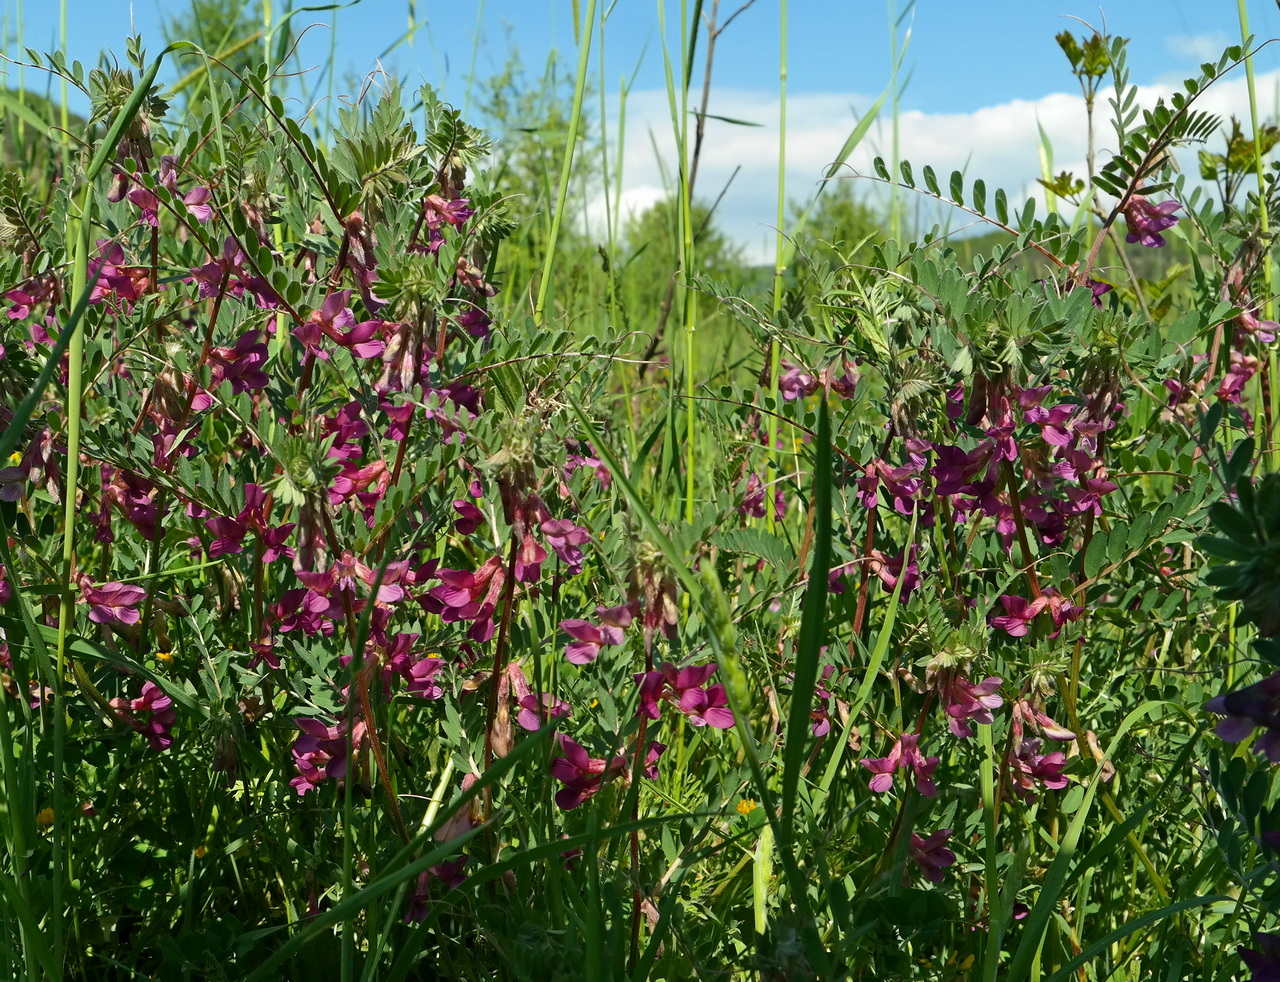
[6,1,1280,259]
[7,1,1280,114]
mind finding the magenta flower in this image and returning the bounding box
[509,662,571,730]
[811,664,836,736]
[293,291,355,360]
[423,194,474,230]
[989,594,1047,637]
[561,615,626,665]
[909,829,957,883]
[183,186,213,223]
[860,732,938,796]
[868,546,921,599]
[779,362,819,401]
[1008,738,1069,799]
[677,680,735,729]
[289,716,365,795]
[424,556,506,641]
[453,499,485,534]
[110,681,176,751]
[739,473,767,518]
[550,734,627,810]
[1121,194,1181,248]
[209,329,270,393]
[126,186,160,227]
[541,518,590,574]
[457,307,491,339]
[80,578,146,626]
[940,674,1004,738]
[1240,933,1280,982]
[1207,672,1280,764]
[633,662,735,729]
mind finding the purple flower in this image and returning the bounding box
[209,329,270,393]
[561,616,626,665]
[550,734,627,810]
[633,662,735,728]
[289,716,365,795]
[1207,672,1280,764]
[1009,738,1069,799]
[1121,194,1181,248]
[989,595,1047,637]
[453,499,485,534]
[109,681,176,751]
[1240,933,1280,982]
[778,362,819,401]
[80,578,146,626]
[940,674,1004,738]
[183,186,213,223]
[541,518,590,574]
[868,546,921,599]
[860,732,938,796]
[909,829,957,883]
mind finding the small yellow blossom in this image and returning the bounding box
[736,799,758,816]
[155,650,175,664]
[36,807,55,828]
[7,452,20,466]
[193,845,207,859]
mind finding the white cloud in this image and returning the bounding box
[586,68,1280,264]
[1166,33,1233,63]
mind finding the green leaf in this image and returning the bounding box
[781,399,832,840]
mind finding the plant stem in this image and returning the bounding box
[533,0,598,326]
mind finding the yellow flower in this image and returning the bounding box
[6,451,20,466]
[155,650,174,664]
[736,799,758,816]
[36,807,55,828]
[193,845,207,859]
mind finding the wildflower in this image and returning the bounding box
[293,292,355,360]
[289,716,366,795]
[1008,738,1069,799]
[738,472,767,518]
[109,681,176,751]
[811,664,836,736]
[1240,934,1280,982]
[1206,672,1280,763]
[909,829,957,883]
[634,663,736,729]
[939,674,1004,738]
[1011,698,1076,743]
[79,577,146,626]
[155,650,174,664]
[736,798,759,816]
[453,499,485,534]
[36,807,55,828]
[867,546,922,599]
[541,518,591,574]
[424,556,506,642]
[550,734,628,810]
[183,186,213,223]
[126,186,160,227]
[209,329,270,393]
[1121,194,1181,248]
[860,732,939,796]
[508,662,571,730]
[778,362,819,401]
[404,859,469,922]
[560,608,629,665]
[989,594,1047,637]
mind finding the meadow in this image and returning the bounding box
[0,1,1278,979]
